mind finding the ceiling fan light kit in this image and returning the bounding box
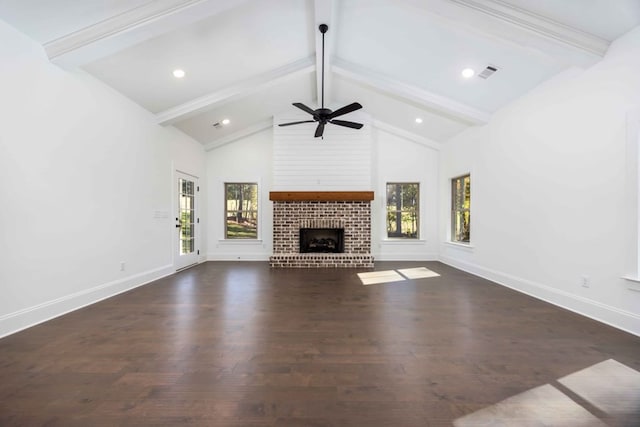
[279,24,363,138]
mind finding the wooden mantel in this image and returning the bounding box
[269,191,374,202]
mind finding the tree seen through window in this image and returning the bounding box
[451,175,470,243]
[225,183,258,239]
[386,183,419,238]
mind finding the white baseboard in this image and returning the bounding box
[439,256,640,337]
[0,264,174,339]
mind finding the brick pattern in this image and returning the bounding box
[270,201,374,268]
[270,254,375,268]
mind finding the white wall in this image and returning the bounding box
[206,129,274,260]
[0,20,205,338]
[439,27,640,335]
[372,127,440,261]
[205,118,441,261]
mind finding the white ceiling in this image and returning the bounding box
[1,0,639,145]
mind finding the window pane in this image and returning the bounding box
[178,177,196,255]
[386,183,419,238]
[225,183,258,239]
[452,175,471,242]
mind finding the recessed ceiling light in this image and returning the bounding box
[415,118,423,124]
[173,69,185,78]
[221,119,230,125]
[461,68,475,79]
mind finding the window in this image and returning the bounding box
[624,109,640,284]
[451,174,471,243]
[225,183,258,239]
[386,183,419,238]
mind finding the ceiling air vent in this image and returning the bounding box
[478,65,499,79]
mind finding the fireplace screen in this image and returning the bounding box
[299,228,344,253]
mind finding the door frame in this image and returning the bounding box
[173,169,200,271]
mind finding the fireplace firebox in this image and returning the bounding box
[300,228,344,253]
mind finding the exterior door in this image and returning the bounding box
[175,172,199,270]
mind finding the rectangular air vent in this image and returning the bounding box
[478,65,499,79]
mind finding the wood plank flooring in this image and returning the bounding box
[0,261,638,426]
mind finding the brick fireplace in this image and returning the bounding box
[269,192,375,268]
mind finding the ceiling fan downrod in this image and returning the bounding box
[320,23,327,110]
[277,23,363,138]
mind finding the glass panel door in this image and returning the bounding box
[175,172,198,270]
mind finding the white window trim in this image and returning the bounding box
[218,239,264,245]
[220,177,263,242]
[443,241,474,251]
[381,239,427,245]
[382,180,423,241]
[623,108,640,290]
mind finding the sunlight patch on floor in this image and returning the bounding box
[357,270,405,285]
[357,267,440,285]
[454,384,605,426]
[454,359,640,426]
[558,359,640,417]
[397,267,441,279]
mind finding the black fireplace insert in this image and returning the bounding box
[299,228,344,253]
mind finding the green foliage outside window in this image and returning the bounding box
[386,183,419,238]
[451,175,470,242]
[225,183,258,239]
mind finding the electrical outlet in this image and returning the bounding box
[581,275,590,288]
[120,262,126,271]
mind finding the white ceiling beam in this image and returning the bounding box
[401,0,608,67]
[332,58,491,125]
[448,0,609,56]
[204,119,273,152]
[156,56,315,126]
[45,0,249,69]
[372,120,442,151]
[314,0,334,108]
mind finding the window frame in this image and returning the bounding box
[451,174,471,244]
[385,182,420,239]
[624,108,640,287]
[224,182,259,240]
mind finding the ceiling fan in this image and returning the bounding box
[278,24,363,138]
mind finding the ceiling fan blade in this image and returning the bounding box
[330,119,363,129]
[278,120,316,127]
[314,122,325,138]
[293,103,318,116]
[328,102,362,119]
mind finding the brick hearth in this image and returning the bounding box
[269,193,374,268]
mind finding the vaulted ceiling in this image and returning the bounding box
[2,0,639,148]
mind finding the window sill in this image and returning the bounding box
[622,275,640,292]
[218,239,263,245]
[381,239,426,245]
[443,241,474,251]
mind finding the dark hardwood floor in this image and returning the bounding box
[0,261,638,426]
